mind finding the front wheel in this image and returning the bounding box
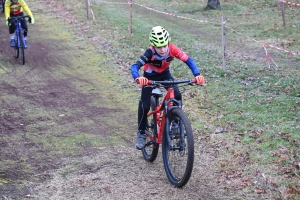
[162,108,194,188]
[14,44,19,58]
[142,96,159,162]
[14,32,19,58]
[19,31,25,65]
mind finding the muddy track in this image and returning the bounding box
[3,0,296,199]
[0,0,138,198]
[0,0,225,199]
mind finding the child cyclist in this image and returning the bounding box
[5,0,34,48]
[130,26,205,150]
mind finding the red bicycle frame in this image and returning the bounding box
[144,78,197,144]
[141,78,199,187]
[146,87,175,144]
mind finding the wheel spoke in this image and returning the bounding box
[162,108,194,187]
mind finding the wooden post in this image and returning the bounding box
[281,1,286,28]
[86,0,89,20]
[222,16,226,71]
[129,0,133,35]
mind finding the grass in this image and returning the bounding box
[81,0,300,198]
[1,0,296,199]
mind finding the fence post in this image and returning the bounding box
[129,0,133,35]
[222,16,226,71]
[86,0,89,20]
[281,1,286,28]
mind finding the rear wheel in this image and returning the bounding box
[14,32,19,58]
[162,108,194,187]
[142,96,159,162]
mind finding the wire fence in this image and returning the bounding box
[85,0,300,71]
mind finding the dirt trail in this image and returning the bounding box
[0,1,229,199]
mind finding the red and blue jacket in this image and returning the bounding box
[130,43,200,79]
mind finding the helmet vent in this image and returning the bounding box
[149,26,171,47]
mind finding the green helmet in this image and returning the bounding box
[149,26,171,47]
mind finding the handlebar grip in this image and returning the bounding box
[191,78,207,86]
[147,80,153,85]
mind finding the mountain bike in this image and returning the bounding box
[142,78,199,188]
[8,15,31,65]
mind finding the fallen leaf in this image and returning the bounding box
[283,186,297,196]
[278,155,286,162]
[254,189,264,194]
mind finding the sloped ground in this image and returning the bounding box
[1,0,298,200]
[0,0,226,199]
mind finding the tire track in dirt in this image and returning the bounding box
[0,1,231,199]
[0,0,137,198]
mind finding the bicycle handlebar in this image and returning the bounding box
[8,15,31,22]
[148,78,198,85]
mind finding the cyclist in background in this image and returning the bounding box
[5,0,34,48]
[130,26,205,150]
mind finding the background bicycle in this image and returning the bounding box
[142,79,199,188]
[8,15,31,65]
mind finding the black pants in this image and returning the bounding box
[137,71,182,131]
[9,12,28,37]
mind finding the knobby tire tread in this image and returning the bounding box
[19,31,25,65]
[14,32,19,58]
[162,108,194,188]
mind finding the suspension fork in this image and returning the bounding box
[164,87,182,150]
[164,98,183,150]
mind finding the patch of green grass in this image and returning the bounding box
[47,0,300,198]
[0,178,9,184]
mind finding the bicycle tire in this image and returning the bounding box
[14,31,19,58]
[19,31,25,65]
[142,96,159,162]
[162,108,194,187]
[14,44,19,58]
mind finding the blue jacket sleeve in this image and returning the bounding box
[185,57,200,76]
[130,49,153,79]
[130,63,142,79]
